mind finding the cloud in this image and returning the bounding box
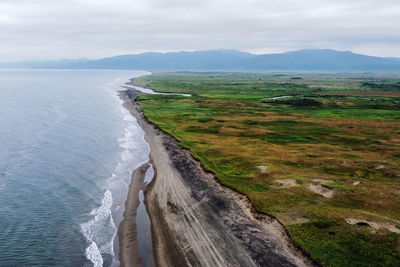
[0,0,399,61]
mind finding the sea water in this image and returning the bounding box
[0,69,150,266]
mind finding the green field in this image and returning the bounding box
[134,72,400,266]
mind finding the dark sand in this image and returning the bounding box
[118,163,150,267]
[120,89,318,267]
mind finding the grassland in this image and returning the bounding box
[134,72,400,266]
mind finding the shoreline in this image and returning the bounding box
[119,88,318,267]
[118,163,150,267]
[120,90,187,266]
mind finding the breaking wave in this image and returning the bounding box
[81,76,150,266]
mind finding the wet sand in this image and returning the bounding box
[120,89,318,267]
[118,163,150,267]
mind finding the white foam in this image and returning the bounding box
[90,189,114,217]
[81,190,116,266]
[86,242,103,267]
[82,72,152,266]
[123,115,135,122]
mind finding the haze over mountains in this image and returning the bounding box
[2,49,400,71]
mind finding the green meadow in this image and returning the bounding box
[134,72,400,266]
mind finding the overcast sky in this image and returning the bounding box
[0,0,399,62]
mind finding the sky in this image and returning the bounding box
[0,0,399,62]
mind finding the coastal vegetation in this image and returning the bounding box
[134,72,400,266]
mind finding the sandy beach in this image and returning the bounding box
[119,88,318,267]
[118,163,150,267]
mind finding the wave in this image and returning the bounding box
[81,76,151,266]
[80,79,128,267]
[85,242,103,267]
[81,189,116,267]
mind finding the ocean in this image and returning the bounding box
[0,70,150,266]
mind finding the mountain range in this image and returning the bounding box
[2,49,400,71]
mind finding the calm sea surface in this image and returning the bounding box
[0,70,150,266]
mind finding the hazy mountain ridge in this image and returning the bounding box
[2,49,400,71]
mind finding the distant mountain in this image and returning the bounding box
[2,49,400,71]
[74,49,255,70]
[387,57,400,62]
[247,49,400,71]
